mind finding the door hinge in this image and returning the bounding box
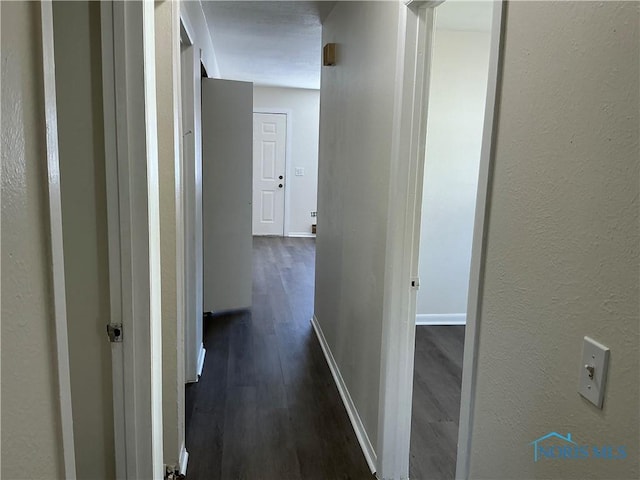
[410,277,420,290]
[106,323,123,343]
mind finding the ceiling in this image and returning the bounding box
[202,1,336,90]
[201,1,492,90]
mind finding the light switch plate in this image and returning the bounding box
[578,336,610,408]
[295,167,305,176]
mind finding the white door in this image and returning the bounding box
[202,78,253,313]
[252,113,286,236]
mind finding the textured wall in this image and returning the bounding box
[469,1,639,477]
[1,2,64,478]
[53,2,115,478]
[314,0,402,452]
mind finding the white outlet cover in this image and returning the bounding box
[578,336,610,408]
[295,167,305,176]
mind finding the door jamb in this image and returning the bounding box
[455,2,506,477]
[101,1,164,477]
[252,109,292,237]
[179,18,206,385]
[376,1,505,479]
[376,3,431,478]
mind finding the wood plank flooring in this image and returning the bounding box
[185,237,374,480]
[410,326,465,479]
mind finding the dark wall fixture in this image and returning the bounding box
[323,43,336,66]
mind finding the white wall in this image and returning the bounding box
[1,2,65,477]
[314,0,403,458]
[52,2,115,478]
[416,26,491,324]
[469,2,639,477]
[253,86,320,236]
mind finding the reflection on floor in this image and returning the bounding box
[185,236,374,480]
[410,325,465,479]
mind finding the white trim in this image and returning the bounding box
[376,4,429,478]
[196,343,206,378]
[178,444,189,476]
[180,28,204,385]
[180,41,198,384]
[455,2,505,478]
[100,3,127,476]
[416,313,466,326]
[157,0,186,468]
[179,12,194,46]
[142,2,164,475]
[253,108,293,237]
[286,232,316,238]
[100,3,130,477]
[102,1,164,477]
[311,316,377,474]
[40,2,77,477]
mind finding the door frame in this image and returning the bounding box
[180,18,206,384]
[39,1,77,476]
[376,1,505,479]
[101,1,164,477]
[253,109,293,237]
[455,2,505,477]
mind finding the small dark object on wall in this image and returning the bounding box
[312,224,317,235]
[323,43,336,66]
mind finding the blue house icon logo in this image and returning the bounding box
[529,432,576,462]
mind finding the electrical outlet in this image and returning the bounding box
[310,211,317,217]
[295,167,305,176]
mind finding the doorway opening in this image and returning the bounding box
[409,1,496,478]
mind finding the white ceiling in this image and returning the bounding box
[202,1,335,90]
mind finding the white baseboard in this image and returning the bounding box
[196,343,206,378]
[416,313,466,326]
[287,232,316,238]
[311,315,377,474]
[179,444,189,476]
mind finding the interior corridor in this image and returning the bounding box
[185,237,373,479]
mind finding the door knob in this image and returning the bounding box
[279,175,283,180]
[278,184,283,188]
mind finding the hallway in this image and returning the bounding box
[185,237,374,480]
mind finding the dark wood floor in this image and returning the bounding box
[185,237,374,480]
[410,325,465,479]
